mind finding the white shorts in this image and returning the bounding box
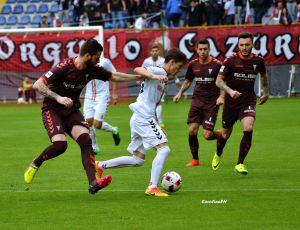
[83,95,110,121]
[127,113,168,154]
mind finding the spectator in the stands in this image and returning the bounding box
[85,0,97,21]
[49,12,60,27]
[127,0,146,27]
[39,16,50,28]
[107,0,127,28]
[235,0,244,24]
[79,11,90,26]
[286,0,297,21]
[90,11,104,26]
[297,3,300,22]
[265,1,286,24]
[252,0,268,24]
[180,0,207,27]
[145,0,162,28]
[223,0,235,25]
[206,0,222,25]
[57,0,70,25]
[72,0,85,25]
[165,0,183,27]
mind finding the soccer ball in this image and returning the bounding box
[161,171,182,193]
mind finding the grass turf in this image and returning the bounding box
[0,98,299,229]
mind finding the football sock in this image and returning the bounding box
[156,104,163,125]
[189,135,199,160]
[216,135,227,156]
[89,127,98,149]
[101,122,117,134]
[76,133,96,184]
[238,131,253,164]
[149,146,170,188]
[34,141,67,167]
[98,156,144,169]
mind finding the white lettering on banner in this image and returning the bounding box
[178,32,197,59]
[107,35,119,59]
[43,42,62,67]
[207,38,221,57]
[253,35,268,56]
[225,37,238,57]
[20,42,41,67]
[123,40,141,61]
[66,40,85,58]
[274,34,295,61]
[0,36,15,60]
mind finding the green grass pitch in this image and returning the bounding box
[0,98,299,229]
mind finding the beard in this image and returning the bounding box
[86,59,94,69]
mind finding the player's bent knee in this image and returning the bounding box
[202,131,213,140]
[93,121,103,129]
[132,155,145,166]
[157,146,171,157]
[53,141,68,154]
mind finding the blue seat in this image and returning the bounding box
[13,4,24,14]
[30,0,41,3]
[1,5,12,14]
[26,4,36,13]
[0,16,6,25]
[7,15,18,25]
[42,0,53,2]
[20,15,31,25]
[38,4,48,13]
[31,15,42,24]
[49,4,59,13]
[18,0,29,2]
[7,0,17,3]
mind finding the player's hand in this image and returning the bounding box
[173,93,181,103]
[229,89,242,99]
[258,94,269,105]
[57,96,73,108]
[216,96,224,105]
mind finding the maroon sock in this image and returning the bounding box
[238,131,253,164]
[205,130,223,140]
[76,133,96,185]
[216,135,227,156]
[189,135,199,160]
[33,141,67,167]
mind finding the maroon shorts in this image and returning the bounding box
[187,105,219,131]
[42,109,89,139]
[222,103,256,129]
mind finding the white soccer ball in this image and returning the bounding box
[161,171,182,193]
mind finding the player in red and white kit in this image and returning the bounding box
[212,32,269,174]
[173,39,223,166]
[23,39,142,194]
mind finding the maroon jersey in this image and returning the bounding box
[41,57,112,112]
[185,57,222,107]
[220,52,266,106]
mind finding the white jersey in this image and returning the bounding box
[142,56,165,68]
[85,58,116,100]
[129,66,167,118]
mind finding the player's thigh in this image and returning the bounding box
[222,105,239,129]
[241,116,255,132]
[202,105,219,132]
[83,98,95,120]
[64,110,90,140]
[188,123,200,136]
[239,104,256,131]
[127,115,146,155]
[94,95,110,121]
[187,105,203,125]
[42,109,66,141]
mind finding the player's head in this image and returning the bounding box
[150,43,160,60]
[238,32,253,58]
[80,39,103,67]
[164,48,187,76]
[196,38,210,61]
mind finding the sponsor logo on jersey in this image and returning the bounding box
[234,73,256,79]
[45,71,53,78]
[253,65,257,71]
[56,126,60,131]
[220,66,225,72]
[208,69,212,75]
[63,82,85,89]
[195,77,214,82]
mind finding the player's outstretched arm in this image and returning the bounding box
[33,78,73,108]
[173,79,191,103]
[134,67,168,83]
[110,72,142,82]
[216,75,241,99]
[258,73,269,105]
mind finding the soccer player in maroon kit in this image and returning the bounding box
[212,32,269,174]
[24,39,142,194]
[173,39,224,166]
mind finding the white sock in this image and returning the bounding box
[156,104,163,125]
[149,146,170,188]
[98,155,144,169]
[101,121,117,134]
[89,127,99,149]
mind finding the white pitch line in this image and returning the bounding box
[0,188,300,193]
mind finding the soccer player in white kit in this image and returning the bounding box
[95,48,187,196]
[84,58,120,154]
[142,43,181,128]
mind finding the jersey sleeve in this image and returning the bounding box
[40,65,64,85]
[259,57,267,75]
[218,58,232,81]
[92,65,113,81]
[185,64,195,82]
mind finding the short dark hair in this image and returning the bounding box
[80,39,103,56]
[238,32,253,42]
[164,48,187,63]
[198,38,210,48]
[151,42,160,50]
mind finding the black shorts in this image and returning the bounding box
[42,109,89,139]
[187,105,219,131]
[222,103,256,129]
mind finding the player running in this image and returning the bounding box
[173,38,224,167]
[95,48,187,197]
[212,32,269,174]
[23,39,142,194]
[84,57,120,155]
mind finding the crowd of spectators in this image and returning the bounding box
[43,0,300,29]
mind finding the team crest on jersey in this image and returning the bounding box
[253,65,257,71]
[45,71,53,78]
[220,66,225,72]
[56,126,60,131]
[208,69,212,75]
